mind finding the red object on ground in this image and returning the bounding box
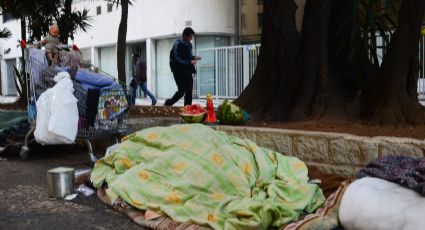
[206,95,217,123]
[20,40,27,48]
[182,104,206,115]
[72,44,80,51]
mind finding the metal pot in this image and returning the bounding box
[47,167,75,198]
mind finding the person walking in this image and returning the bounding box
[165,27,201,106]
[130,54,157,106]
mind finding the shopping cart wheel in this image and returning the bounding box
[19,146,29,160]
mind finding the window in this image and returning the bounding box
[257,13,263,29]
[96,6,101,15]
[107,3,113,13]
[241,14,246,29]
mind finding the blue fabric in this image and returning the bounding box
[28,100,37,121]
[26,48,48,84]
[75,69,118,90]
[55,67,119,91]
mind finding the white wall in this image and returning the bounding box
[0,19,23,95]
[0,0,237,95]
[0,19,23,59]
[72,0,236,48]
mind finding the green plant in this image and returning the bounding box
[336,0,398,66]
[0,27,11,39]
[356,0,398,64]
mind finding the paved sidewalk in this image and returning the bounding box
[0,144,145,230]
[0,96,18,104]
[135,98,224,108]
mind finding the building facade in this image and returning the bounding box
[239,0,263,44]
[0,0,238,98]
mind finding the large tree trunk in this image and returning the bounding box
[234,0,334,121]
[59,0,73,44]
[19,17,27,104]
[117,0,129,84]
[234,0,302,120]
[235,0,425,126]
[363,0,425,125]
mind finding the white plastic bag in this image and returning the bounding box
[34,72,79,145]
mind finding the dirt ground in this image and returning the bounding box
[247,120,425,140]
[0,144,145,230]
[131,105,425,140]
[5,101,425,140]
[0,101,26,111]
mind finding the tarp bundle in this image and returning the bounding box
[34,72,78,144]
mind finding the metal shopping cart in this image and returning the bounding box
[20,47,130,163]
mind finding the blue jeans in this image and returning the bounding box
[131,81,156,105]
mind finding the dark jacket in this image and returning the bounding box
[170,38,196,74]
[133,59,147,82]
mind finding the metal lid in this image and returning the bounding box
[48,167,75,173]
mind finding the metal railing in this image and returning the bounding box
[419,34,425,99]
[371,31,425,100]
[195,44,260,100]
[194,32,425,101]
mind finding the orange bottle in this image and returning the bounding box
[206,94,217,123]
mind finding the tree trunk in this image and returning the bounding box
[19,17,27,104]
[117,0,129,84]
[363,0,425,125]
[235,0,425,126]
[234,0,302,120]
[235,0,333,121]
[60,0,73,44]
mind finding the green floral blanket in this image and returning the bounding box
[91,124,325,230]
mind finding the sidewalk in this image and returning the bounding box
[0,96,18,104]
[0,96,226,107]
[135,98,225,108]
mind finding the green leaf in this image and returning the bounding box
[0,27,12,39]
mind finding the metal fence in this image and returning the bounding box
[371,31,425,100]
[419,34,425,99]
[194,33,425,101]
[195,44,260,100]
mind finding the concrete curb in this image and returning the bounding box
[128,118,425,176]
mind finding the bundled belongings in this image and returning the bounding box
[91,124,325,230]
[56,66,129,128]
[337,155,425,230]
[34,72,78,144]
[358,155,425,196]
[339,177,425,230]
[22,45,130,161]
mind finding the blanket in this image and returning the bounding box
[55,67,119,91]
[91,124,325,230]
[75,69,118,91]
[282,180,351,230]
[358,155,425,196]
[26,48,49,84]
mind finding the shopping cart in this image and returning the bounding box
[20,47,130,163]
